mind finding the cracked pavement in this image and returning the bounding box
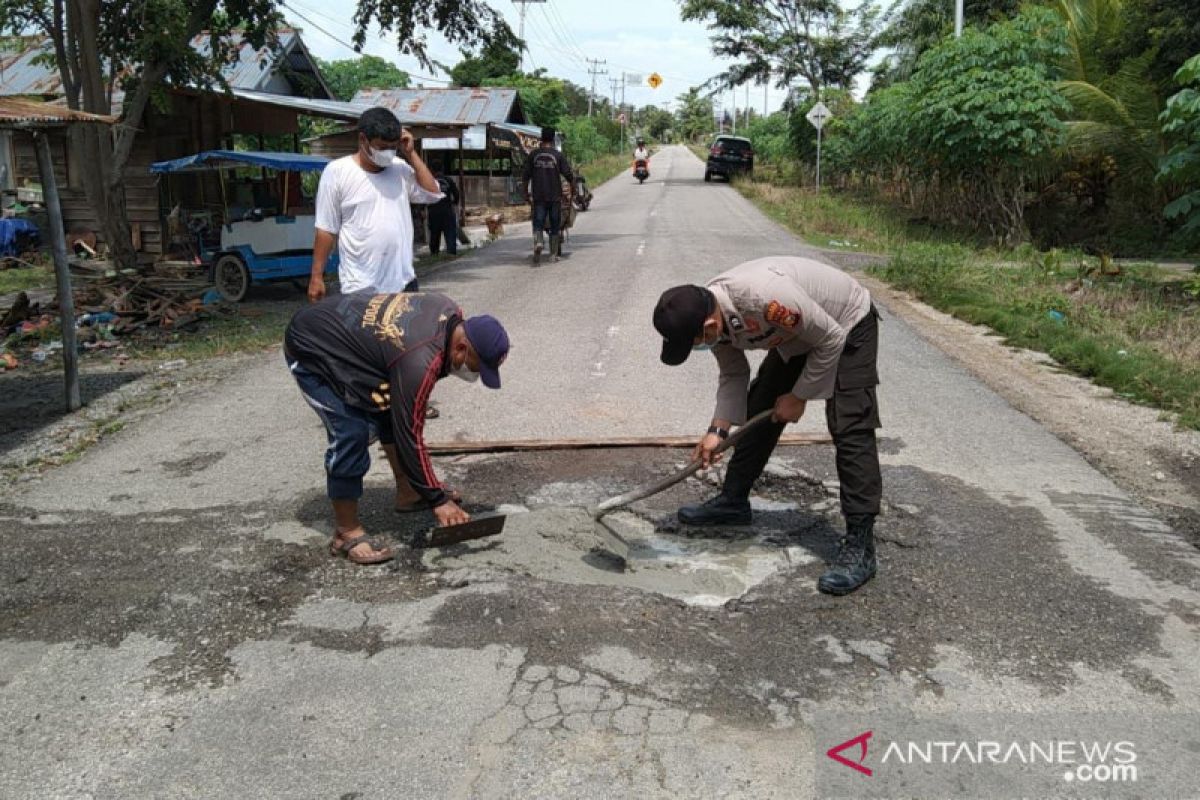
[2,146,1199,798]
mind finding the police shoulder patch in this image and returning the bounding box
[765,300,801,329]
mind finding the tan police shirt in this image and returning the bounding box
[706,256,872,423]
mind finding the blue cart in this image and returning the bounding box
[151,150,339,302]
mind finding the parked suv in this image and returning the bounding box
[704,135,754,181]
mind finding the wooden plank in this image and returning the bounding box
[425,432,832,455]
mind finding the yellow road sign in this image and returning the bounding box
[648,73,663,89]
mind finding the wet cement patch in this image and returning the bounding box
[421,506,818,607]
[0,447,1179,718]
[414,452,1169,714]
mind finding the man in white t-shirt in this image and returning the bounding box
[308,107,444,302]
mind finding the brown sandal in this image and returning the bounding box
[395,488,463,513]
[329,534,394,565]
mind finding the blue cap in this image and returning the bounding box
[463,315,509,389]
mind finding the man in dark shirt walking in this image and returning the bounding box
[285,291,510,564]
[521,127,573,264]
[428,167,461,256]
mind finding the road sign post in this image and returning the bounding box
[805,101,833,194]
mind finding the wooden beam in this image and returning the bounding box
[425,432,832,455]
[33,130,80,411]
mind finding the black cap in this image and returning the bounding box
[653,285,713,366]
[541,126,556,143]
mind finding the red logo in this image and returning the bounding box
[827,731,873,777]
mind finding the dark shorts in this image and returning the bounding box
[287,357,394,501]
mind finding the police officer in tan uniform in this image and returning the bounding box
[653,256,882,595]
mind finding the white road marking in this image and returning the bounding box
[590,325,621,378]
[636,240,646,256]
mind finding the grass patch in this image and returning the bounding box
[579,152,635,188]
[734,176,966,253]
[874,244,1200,429]
[119,306,292,362]
[0,261,55,294]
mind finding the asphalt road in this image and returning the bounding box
[2,146,1198,798]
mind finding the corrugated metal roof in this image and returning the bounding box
[188,29,301,92]
[230,88,468,129]
[0,29,329,109]
[0,98,114,125]
[352,88,522,125]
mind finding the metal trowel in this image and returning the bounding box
[425,513,506,547]
[586,410,775,565]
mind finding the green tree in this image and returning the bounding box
[1052,0,1164,192]
[675,87,715,141]
[1158,54,1200,241]
[318,54,409,101]
[745,111,791,162]
[1102,0,1200,95]
[833,6,1070,242]
[558,115,621,163]
[447,38,520,87]
[0,0,515,267]
[638,105,674,141]
[871,0,1021,89]
[483,70,568,128]
[679,0,883,97]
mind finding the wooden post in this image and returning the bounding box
[485,125,494,207]
[33,129,81,411]
[457,131,465,216]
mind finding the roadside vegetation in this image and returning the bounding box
[878,245,1200,429]
[677,0,1200,429]
[0,261,55,295]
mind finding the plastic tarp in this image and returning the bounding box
[0,218,40,257]
[151,150,331,174]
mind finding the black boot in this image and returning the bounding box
[678,493,752,526]
[818,514,878,595]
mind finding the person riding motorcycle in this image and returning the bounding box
[633,138,650,162]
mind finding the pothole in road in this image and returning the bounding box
[421,487,821,606]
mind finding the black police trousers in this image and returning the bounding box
[723,305,882,517]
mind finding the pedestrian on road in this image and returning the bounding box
[308,107,444,302]
[653,256,883,595]
[285,291,510,564]
[428,167,460,257]
[521,127,573,263]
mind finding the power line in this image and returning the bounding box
[586,58,606,116]
[280,0,452,85]
[538,4,588,66]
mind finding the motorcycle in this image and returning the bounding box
[572,175,592,211]
[633,158,649,184]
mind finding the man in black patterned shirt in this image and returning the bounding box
[285,291,509,564]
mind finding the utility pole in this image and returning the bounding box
[746,83,750,127]
[620,73,628,147]
[609,77,620,119]
[586,58,607,117]
[954,0,963,36]
[731,87,736,133]
[513,0,547,72]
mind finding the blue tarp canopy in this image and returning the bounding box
[151,150,331,174]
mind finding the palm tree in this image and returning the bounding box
[1052,0,1164,190]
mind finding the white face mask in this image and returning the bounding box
[451,362,480,383]
[369,147,396,168]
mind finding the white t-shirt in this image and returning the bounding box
[315,155,444,293]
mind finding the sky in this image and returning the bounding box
[278,0,796,116]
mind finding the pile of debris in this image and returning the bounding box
[1,258,220,372]
[69,259,217,333]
